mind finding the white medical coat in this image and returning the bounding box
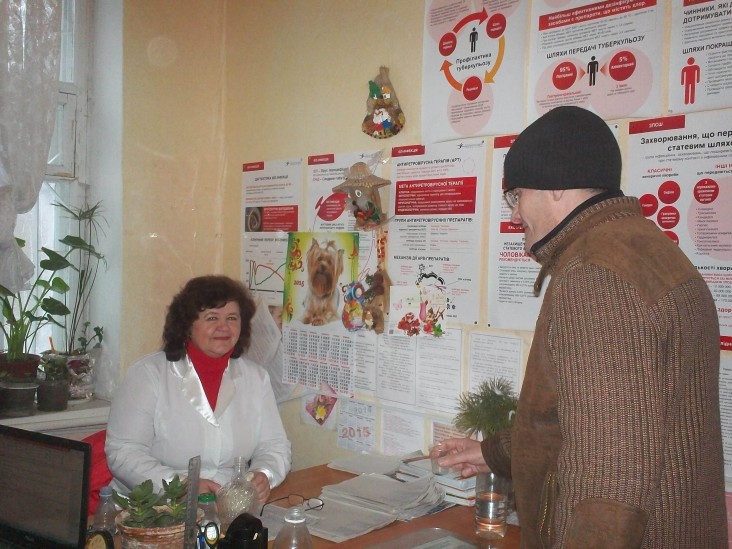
[106,351,291,494]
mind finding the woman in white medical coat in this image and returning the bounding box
[106,275,291,504]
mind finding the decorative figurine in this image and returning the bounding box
[362,66,405,139]
[332,161,390,231]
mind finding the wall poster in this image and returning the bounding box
[626,110,732,349]
[527,0,663,121]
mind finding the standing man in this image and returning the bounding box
[436,106,727,548]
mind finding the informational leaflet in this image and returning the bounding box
[241,158,302,307]
[388,139,486,326]
[468,332,522,393]
[626,111,732,348]
[422,0,528,142]
[376,329,463,416]
[415,328,463,415]
[669,1,732,113]
[486,135,542,331]
[527,0,663,121]
[381,408,425,456]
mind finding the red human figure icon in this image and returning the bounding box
[681,57,700,105]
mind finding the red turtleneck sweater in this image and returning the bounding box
[185,340,233,410]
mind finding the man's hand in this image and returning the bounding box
[430,438,490,477]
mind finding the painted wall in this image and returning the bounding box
[112,2,731,473]
[116,0,425,470]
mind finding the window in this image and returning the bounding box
[14,0,92,354]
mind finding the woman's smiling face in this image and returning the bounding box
[189,301,241,358]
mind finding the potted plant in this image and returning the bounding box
[36,201,106,410]
[453,377,518,439]
[0,238,72,380]
[113,475,197,549]
[0,201,106,412]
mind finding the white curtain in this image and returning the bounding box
[0,0,62,292]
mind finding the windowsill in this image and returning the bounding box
[0,397,110,433]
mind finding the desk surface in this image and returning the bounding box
[110,464,521,548]
[267,464,521,548]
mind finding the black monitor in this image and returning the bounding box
[0,424,91,549]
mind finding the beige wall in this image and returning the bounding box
[118,2,731,472]
[121,0,425,469]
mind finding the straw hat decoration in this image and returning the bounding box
[332,162,391,230]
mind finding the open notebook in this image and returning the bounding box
[0,424,91,549]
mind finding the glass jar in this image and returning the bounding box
[216,456,258,536]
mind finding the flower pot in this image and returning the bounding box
[0,380,38,418]
[115,515,186,549]
[36,377,70,412]
[0,353,41,382]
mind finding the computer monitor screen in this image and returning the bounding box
[0,424,90,549]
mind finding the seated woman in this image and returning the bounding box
[106,275,291,503]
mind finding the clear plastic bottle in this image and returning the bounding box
[93,485,118,536]
[272,506,314,549]
[197,492,220,548]
[216,456,258,536]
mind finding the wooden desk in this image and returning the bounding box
[268,464,520,548]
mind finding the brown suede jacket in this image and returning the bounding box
[482,195,727,548]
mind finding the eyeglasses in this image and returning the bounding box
[259,494,325,517]
[504,188,520,209]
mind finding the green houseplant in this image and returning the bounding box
[113,475,198,549]
[453,377,519,439]
[0,237,73,379]
[0,201,106,411]
[37,201,107,408]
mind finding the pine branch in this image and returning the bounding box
[453,378,518,439]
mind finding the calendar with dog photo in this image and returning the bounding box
[282,231,359,331]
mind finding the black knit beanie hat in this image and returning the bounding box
[503,106,621,192]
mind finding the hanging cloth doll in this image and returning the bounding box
[362,66,405,139]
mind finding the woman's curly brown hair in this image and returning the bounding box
[163,275,257,361]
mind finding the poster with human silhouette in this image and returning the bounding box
[669,1,732,113]
[421,0,528,143]
[527,0,663,121]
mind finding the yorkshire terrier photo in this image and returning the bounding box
[301,238,344,326]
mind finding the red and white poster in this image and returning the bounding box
[422,0,528,143]
[669,0,732,113]
[387,138,486,326]
[241,158,302,307]
[486,135,542,331]
[527,0,663,121]
[626,111,732,349]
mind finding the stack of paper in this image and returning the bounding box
[309,473,448,543]
[396,460,477,506]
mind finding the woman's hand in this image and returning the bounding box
[198,478,221,494]
[250,471,271,504]
[430,438,490,477]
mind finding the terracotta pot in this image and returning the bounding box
[0,381,38,418]
[0,353,41,382]
[36,377,70,412]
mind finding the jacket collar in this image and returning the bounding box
[531,192,641,296]
[170,356,243,426]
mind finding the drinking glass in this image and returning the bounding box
[474,472,511,539]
